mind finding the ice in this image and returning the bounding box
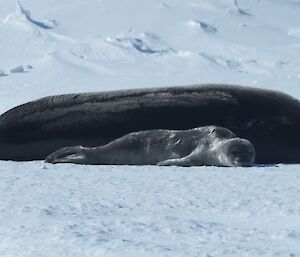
[0,0,300,256]
[15,0,57,29]
[0,69,8,77]
[9,65,25,73]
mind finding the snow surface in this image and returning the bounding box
[0,0,300,256]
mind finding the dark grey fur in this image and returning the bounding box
[0,84,299,163]
[45,126,255,167]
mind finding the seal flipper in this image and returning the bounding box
[157,147,207,167]
[157,156,193,167]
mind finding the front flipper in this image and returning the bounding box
[157,156,193,167]
[45,146,88,164]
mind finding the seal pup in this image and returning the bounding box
[0,84,299,163]
[45,126,256,167]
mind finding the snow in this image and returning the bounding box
[0,0,300,256]
[1,163,300,257]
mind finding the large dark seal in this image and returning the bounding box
[0,84,299,163]
[45,126,255,167]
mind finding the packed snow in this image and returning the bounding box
[0,0,300,256]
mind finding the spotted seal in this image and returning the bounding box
[45,126,255,167]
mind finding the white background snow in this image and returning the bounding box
[0,0,300,256]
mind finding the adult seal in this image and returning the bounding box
[45,126,256,167]
[0,84,299,163]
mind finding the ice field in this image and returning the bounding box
[0,0,300,256]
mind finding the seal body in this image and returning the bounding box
[45,126,256,167]
[0,84,299,163]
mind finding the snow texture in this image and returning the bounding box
[0,0,300,256]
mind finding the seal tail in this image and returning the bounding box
[45,146,87,164]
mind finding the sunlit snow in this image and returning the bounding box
[0,0,300,256]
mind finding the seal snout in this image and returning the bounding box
[232,156,253,167]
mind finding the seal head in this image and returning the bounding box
[217,138,255,167]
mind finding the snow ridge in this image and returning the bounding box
[14,0,57,29]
